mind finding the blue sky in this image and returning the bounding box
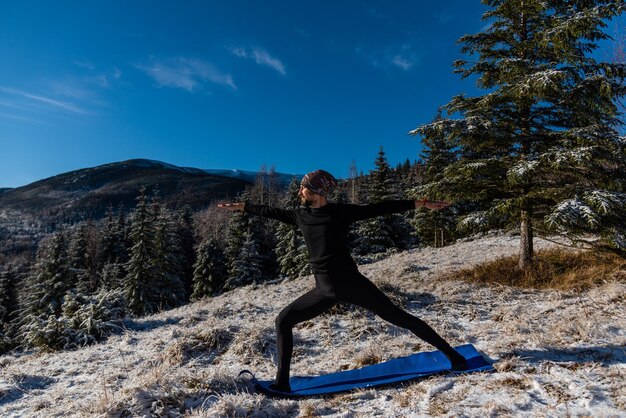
[0,1,622,188]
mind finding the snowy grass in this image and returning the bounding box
[1,232,625,417]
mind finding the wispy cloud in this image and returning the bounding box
[0,86,89,114]
[229,47,287,76]
[356,40,421,72]
[392,55,413,70]
[0,111,61,128]
[137,57,236,91]
[73,60,96,70]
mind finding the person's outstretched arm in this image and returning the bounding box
[218,202,298,225]
[343,198,451,222]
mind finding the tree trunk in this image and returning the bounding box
[519,209,534,269]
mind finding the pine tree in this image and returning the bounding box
[175,207,196,300]
[68,223,88,290]
[99,205,127,291]
[101,204,127,265]
[152,205,186,310]
[100,262,125,291]
[29,231,72,317]
[224,228,263,290]
[412,112,460,247]
[68,221,100,293]
[275,178,310,279]
[410,0,626,267]
[224,200,249,279]
[0,267,17,325]
[329,177,349,204]
[612,23,626,131]
[124,187,158,316]
[19,230,72,351]
[353,147,400,255]
[0,267,18,352]
[191,237,228,299]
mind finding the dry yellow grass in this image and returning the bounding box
[353,348,383,368]
[446,247,626,290]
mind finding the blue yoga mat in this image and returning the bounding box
[239,343,493,397]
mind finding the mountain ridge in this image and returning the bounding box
[0,158,301,225]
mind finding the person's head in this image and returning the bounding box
[299,169,337,207]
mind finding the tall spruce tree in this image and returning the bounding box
[191,237,228,299]
[175,207,196,300]
[152,205,186,310]
[101,204,127,265]
[0,267,18,352]
[124,187,158,316]
[224,227,263,290]
[68,221,100,294]
[353,147,400,255]
[412,113,460,247]
[224,197,250,280]
[29,231,72,317]
[100,205,127,291]
[410,0,626,267]
[275,178,310,279]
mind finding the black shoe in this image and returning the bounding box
[445,350,468,371]
[451,357,468,371]
[269,381,292,393]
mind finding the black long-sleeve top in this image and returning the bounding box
[244,200,416,274]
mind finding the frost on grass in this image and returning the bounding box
[1,233,625,417]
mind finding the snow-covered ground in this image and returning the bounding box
[1,233,624,417]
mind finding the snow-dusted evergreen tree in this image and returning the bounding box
[395,158,415,193]
[224,227,264,290]
[224,193,250,279]
[329,179,349,204]
[612,24,626,132]
[68,223,88,291]
[412,113,460,247]
[152,205,186,310]
[0,267,18,326]
[0,267,18,352]
[174,207,196,300]
[275,178,310,279]
[100,262,125,291]
[100,205,128,291]
[101,204,128,265]
[124,187,158,316]
[353,147,400,255]
[410,0,626,267]
[68,221,100,294]
[28,231,72,317]
[191,237,227,299]
[22,289,126,351]
[19,231,73,349]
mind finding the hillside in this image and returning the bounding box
[0,233,624,417]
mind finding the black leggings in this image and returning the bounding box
[273,270,458,383]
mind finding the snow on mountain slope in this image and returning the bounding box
[1,233,624,417]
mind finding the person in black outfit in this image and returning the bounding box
[219,169,467,392]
